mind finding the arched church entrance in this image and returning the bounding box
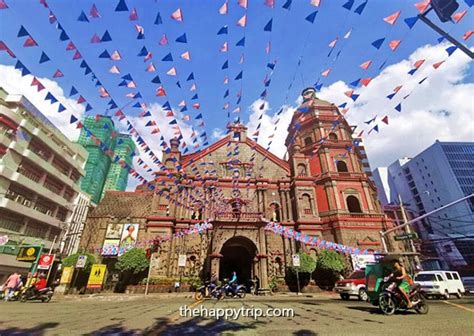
[219,236,257,288]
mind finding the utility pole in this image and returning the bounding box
[398,194,421,270]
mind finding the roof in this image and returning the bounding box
[89,190,154,217]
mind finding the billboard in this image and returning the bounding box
[105,223,124,239]
[60,266,74,285]
[37,254,55,270]
[118,224,139,256]
[16,246,41,262]
[101,239,120,256]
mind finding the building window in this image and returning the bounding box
[336,161,348,173]
[304,137,312,146]
[297,163,307,177]
[302,194,313,215]
[328,133,338,141]
[346,195,362,213]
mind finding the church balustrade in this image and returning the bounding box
[216,211,263,221]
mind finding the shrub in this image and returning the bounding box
[115,248,149,274]
[62,253,96,273]
[313,250,347,289]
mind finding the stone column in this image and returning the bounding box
[362,182,375,211]
[258,226,269,288]
[279,190,287,221]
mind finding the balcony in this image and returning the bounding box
[5,188,33,208]
[215,212,262,222]
[17,164,42,183]
[44,179,63,195]
[303,209,313,215]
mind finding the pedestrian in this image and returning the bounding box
[3,272,21,301]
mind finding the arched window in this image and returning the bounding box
[297,163,307,177]
[302,193,313,215]
[270,203,281,222]
[328,132,338,141]
[304,137,312,146]
[346,195,362,213]
[165,158,175,169]
[336,160,349,172]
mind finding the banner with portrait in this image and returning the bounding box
[118,224,139,256]
[101,223,124,256]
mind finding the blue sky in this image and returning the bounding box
[0,0,472,175]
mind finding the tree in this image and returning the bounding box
[62,253,96,273]
[115,248,150,274]
[313,250,348,289]
[288,252,316,274]
[285,252,316,292]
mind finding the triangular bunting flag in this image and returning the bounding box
[383,10,401,25]
[305,11,318,23]
[171,8,183,22]
[115,0,128,12]
[78,11,89,22]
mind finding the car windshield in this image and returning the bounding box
[415,274,437,282]
[348,271,365,279]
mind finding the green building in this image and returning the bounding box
[78,116,135,204]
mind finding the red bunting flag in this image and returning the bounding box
[310,0,321,6]
[237,14,247,27]
[31,77,45,91]
[238,0,248,9]
[76,122,83,129]
[77,95,86,104]
[167,67,177,76]
[66,41,76,50]
[72,50,82,60]
[393,85,403,93]
[23,36,38,47]
[178,100,186,107]
[321,68,331,77]
[144,52,152,61]
[129,7,138,21]
[0,0,8,9]
[127,81,137,88]
[219,1,228,14]
[360,78,372,86]
[344,90,354,97]
[383,11,401,25]
[53,69,64,78]
[193,103,201,110]
[171,8,183,22]
[220,42,228,52]
[159,34,168,46]
[357,130,364,137]
[135,25,144,34]
[151,128,160,134]
[90,4,100,18]
[452,10,467,23]
[381,116,389,124]
[146,63,156,72]
[463,30,474,41]
[233,107,241,113]
[414,0,430,14]
[190,83,197,91]
[265,41,271,54]
[265,0,275,7]
[223,102,230,109]
[99,87,110,98]
[181,51,191,61]
[432,60,445,69]
[0,41,16,58]
[223,76,229,84]
[414,59,425,69]
[388,40,401,51]
[156,86,166,96]
[91,33,101,43]
[359,60,372,70]
[110,50,121,60]
[109,65,120,74]
[344,28,352,39]
[328,38,338,48]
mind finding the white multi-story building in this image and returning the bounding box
[0,87,88,281]
[373,141,474,270]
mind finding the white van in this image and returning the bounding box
[414,271,465,299]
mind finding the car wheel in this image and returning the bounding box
[456,290,462,299]
[358,288,368,302]
[340,293,350,300]
[444,290,450,300]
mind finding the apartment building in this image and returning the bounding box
[0,87,88,280]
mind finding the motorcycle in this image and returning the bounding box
[222,282,246,299]
[20,284,56,303]
[378,276,429,315]
[194,281,224,301]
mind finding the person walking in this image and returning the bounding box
[3,272,21,301]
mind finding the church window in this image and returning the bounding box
[336,160,349,172]
[165,158,174,169]
[233,132,241,141]
[328,133,338,141]
[270,203,281,222]
[346,195,362,213]
[297,163,307,177]
[304,137,312,146]
[302,194,313,215]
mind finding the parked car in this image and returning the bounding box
[461,276,474,294]
[335,270,367,301]
[414,271,465,299]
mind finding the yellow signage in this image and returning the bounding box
[60,266,74,285]
[16,246,41,262]
[87,264,107,289]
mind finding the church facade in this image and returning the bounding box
[80,89,391,289]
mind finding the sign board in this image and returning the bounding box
[178,254,187,267]
[16,246,41,262]
[118,224,139,256]
[351,254,376,270]
[76,255,87,268]
[0,235,9,246]
[394,233,418,241]
[60,266,74,285]
[87,264,107,289]
[38,254,55,270]
[292,254,300,267]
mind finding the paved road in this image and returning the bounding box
[0,293,473,335]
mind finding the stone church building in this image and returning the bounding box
[80,89,391,289]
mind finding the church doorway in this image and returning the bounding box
[219,236,257,288]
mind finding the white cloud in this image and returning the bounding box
[249,43,473,168]
[0,65,85,140]
[211,127,225,140]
